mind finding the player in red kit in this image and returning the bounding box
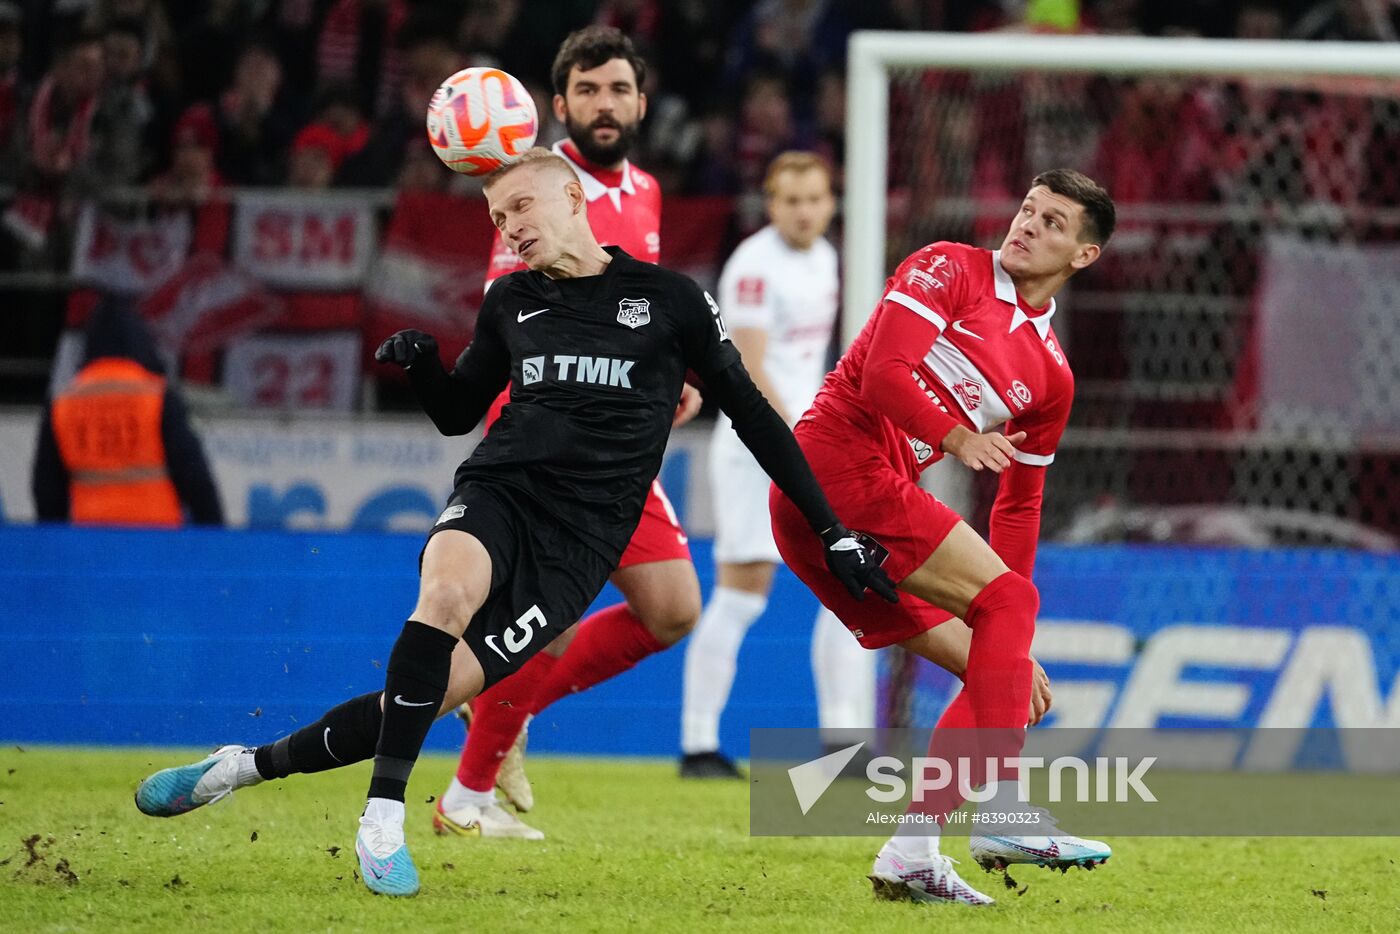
[432,27,702,840]
[771,170,1118,906]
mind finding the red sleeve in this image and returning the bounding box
[989,461,1045,579]
[1011,363,1072,465]
[652,184,663,262]
[860,302,963,448]
[880,241,970,331]
[989,387,1070,579]
[858,244,976,448]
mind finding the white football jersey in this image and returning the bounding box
[716,225,838,424]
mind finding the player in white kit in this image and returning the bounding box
[680,152,872,776]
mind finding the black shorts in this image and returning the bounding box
[425,482,614,689]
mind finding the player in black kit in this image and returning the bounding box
[134,147,896,898]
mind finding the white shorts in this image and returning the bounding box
[710,421,782,565]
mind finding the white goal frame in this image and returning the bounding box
[843,32,1400,346]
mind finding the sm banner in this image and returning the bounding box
[231,191,377,290]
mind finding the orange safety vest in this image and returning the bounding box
[50,357,183,527]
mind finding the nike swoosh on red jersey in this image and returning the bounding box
[950,320,984,340]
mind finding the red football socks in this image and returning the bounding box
[455,603,666,792]
[454,652,557,792]
[532,603,665,712]
[961,571,1038,729]
[936,687,976,730]
[910,572,1039,826]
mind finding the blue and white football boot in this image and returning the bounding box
[135,744,250,817]
[970,808,1112,871]
[356,800,420,897]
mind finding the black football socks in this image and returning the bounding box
[252,691,384,780]
[367,620,459,802]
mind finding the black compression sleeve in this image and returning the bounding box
[406,354,499,436]
[705,361,839,535]
[407,303,512,435]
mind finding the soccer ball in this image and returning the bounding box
[426,67,538,176]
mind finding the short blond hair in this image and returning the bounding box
[482,147,576,192]
[763,151,833,197]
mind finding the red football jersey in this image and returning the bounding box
[484,139,662,289]
[803,242,1075,577]
[808,242,1072,474]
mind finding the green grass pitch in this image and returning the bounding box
[2,746,1398,932]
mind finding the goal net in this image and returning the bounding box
[844,33,1400,728]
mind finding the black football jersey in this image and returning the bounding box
[448,247,740,561]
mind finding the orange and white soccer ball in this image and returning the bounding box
[426,67,538,176]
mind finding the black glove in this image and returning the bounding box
[375,329,439,370]
[822,524,899,604]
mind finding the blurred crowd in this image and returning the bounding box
[882,3,1400,304]
[3,2,1397,192]
[0,0,1395,266]
[5,0,1398,526]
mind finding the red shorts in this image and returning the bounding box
[770,423,958,649]
[617,479,692,569]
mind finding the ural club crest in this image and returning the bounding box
[435,504,466,526]
[952,377,983,411]
[617,297,651,329]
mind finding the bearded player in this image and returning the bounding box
[432,26,701,839]
[771,169,1117,906]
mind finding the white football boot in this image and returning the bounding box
[869,840,994,906]
[432,799,545,840]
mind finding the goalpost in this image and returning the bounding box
[844,32,1400,342]
[845,33,1400,727]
